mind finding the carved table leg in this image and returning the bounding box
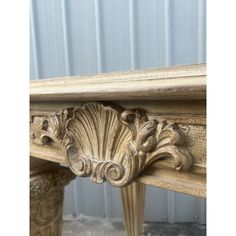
[120,182,146,236]
[30,158,75,236]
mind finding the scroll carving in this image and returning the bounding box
[30,102,193,187]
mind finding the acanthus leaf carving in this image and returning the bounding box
[30,102,193,187]
[30,109,72,146]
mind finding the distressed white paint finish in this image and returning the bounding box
[30,0,206,224]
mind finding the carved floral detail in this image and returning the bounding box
[30,102,193,187]
[30,109,72,146]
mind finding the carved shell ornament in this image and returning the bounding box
[64,103,192,186]
[31,102,193,187]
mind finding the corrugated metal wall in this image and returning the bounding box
[30,0,206,224]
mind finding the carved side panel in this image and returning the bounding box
[30,102,193,187]
[30,190,63,236]
[30,166,75,236]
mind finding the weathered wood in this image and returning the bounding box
[120,182,146,236]
[30,99,206,197]
[30,102,193,187]
[30,158,75,236]
[29,63,206,236]
[138,167,206,198]
[30,64,206,102]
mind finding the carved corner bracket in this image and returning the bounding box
[30,102,193,187]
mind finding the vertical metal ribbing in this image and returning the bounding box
[61,0,71,76]
[72,178,80,217]
[103,183,110,218]
[94,0,103,73]
[30,0,40,80]
[164,0,171,66]
[198,198,206,224]
[197,0,205,63]
[167,190,176,224]
[128,0,136,70]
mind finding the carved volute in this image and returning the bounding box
[30,102,193,187]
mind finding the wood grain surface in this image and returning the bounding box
[30,64,206,101]
[30,64,206,198]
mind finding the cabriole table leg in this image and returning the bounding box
[120,182,146,236]
[30,158,75,236]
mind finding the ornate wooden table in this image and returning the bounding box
[30,64,206,236]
